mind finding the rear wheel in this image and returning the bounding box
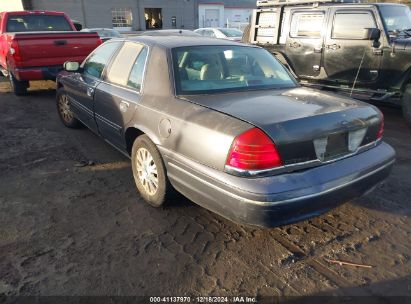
[56,88,81,128]
[402,84,411,126]
[131,135,172,207]
[9,71,28,96]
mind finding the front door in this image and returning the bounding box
[285,10,326,78]
[323,8,382,85]
[65,41,123,133]
[65,73,100,133]
[94,42,149,150]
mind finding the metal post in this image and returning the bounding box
[80,0,87,27]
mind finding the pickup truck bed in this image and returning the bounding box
[6,31,102,81]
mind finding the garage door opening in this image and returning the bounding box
[145,8,162,29]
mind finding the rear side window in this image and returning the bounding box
[106,42,144,86]
[332,11,376,39]
[83,41,122,79]
[127,47,148,91]
[6,14,72,32]
[290,12,324,38]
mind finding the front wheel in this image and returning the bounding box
[402,84,411,126]
[56,88,81,128]
[131,135,172,207]
[9,72,28,96]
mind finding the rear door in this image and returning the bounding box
[285,9,327,78]
[323,8,382,84]
[93,42,149,150]
[65,41,122,133]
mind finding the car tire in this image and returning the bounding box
[241,24,251,44]
[131,135,171,207]
[56,88,81,128]
[402,84,411,126]
[9,71,28,96]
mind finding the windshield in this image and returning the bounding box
[98,30,122,38]
[379,5,411,33]
[173,46,297,95]
[219,28,243,37]
[6,14,72,32]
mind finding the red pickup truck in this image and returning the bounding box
[0,11,102,95]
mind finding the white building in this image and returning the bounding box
[198,0,256,30]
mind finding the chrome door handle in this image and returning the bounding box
[326,44,341,50]
[87,87,94,97]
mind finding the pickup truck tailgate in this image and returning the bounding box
[11,31,101,67]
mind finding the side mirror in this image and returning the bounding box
[64,61,80,72]
[363,28,381,41]
[72,20,83,31]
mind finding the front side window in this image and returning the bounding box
[83,42,122,79]
[112,8,133,28]
[6,14,72,32]
[127,47,149,91]
[290,12,324,38]
[173,46,296,95]
[332,11,376,39]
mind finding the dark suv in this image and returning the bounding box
[244,0,411,124]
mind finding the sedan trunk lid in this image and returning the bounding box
[180,87,382,165]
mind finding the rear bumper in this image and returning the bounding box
[13,65,63,81]
[161,142,395,228]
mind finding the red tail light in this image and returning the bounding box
[226,128,283,171]
[377,112,384,139]
[10,40,22,62]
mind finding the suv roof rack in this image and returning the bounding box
[257,0,361,7]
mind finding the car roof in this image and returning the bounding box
[138,29,201,36]
[82,28,115,31]
[124,35,250,49]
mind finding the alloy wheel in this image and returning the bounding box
[135,147,159,196]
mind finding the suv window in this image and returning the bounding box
[332,11,376,39]
[290,12,324,38]
[127,47,148,91]
[83,41,122,79]
[107,42,144,86]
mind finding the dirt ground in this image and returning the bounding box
[0,80,410,299]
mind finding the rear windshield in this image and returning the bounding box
[219,28,243,37]
[97,30,122,38]
[172,45,296,95]
[6,15,72,32]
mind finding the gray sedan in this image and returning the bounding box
[56,36,395,227]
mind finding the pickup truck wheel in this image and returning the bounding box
[9,72,28,96]
[56,88,81,128]
[131,135,171,207]
[403,84,411,126]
